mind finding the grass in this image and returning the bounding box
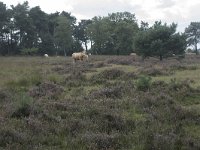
[184,124,200,139]
[153,68,200,88]
[0,55,200,149]
[86,64,137,78]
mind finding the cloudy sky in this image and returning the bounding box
[1,0,200,32]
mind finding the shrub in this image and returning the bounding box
[64,71,87,87]
[136,75,152,91]
[139,67,171,76]
[82,132,120,150]
[171,65,197,71]
[47,75,62,84]
[11,93,33,118]
[94,62,107,68]
[6,74,43,91]
[168,78,191,91]
[0,129,28,147]
[0,89,11,103]
[20,47,39,55]
[122,72,138,80]
[29,82,64,99]
[106,56,135,65]
[90,86,123,99]
[93,69,125,80]
[68,70,86,81]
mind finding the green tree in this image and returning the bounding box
[113,21,138,55]
[87,16,111,54]
[54,16,73,56]
[29,6,48,49]
[134,21,186,60]
[11,1,31,49]
[108,11,136,24]
[0,2,8,37]
[87,12,139,55]
[140,21,149,31]
[185,22,200,55]
[75,19,92,51]
[108,12,138,55]
[0,2,10,55]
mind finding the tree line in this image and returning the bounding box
[0,1,200,59]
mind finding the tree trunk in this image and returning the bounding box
[159,55,163,61]
[90,40,93,50]
[6,35,9,55]
[63,48,66,57]
[195,41,198,55]
[84,42,88,51]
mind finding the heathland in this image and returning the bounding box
[0,55,200,149]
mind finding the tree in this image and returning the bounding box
[108,12,139,55]
[134,21,186,60]
[11,1,31,49]
[74,19,92,51]
[108,11,136,24]
[0,2,11,55]
[113,21,138,55]
[140,21,149,31]
[185,22,200,55]
[54,16,73,56]
[87,12,139,55]
[29,6,48,49]
[87,16,111,54]
[0,2,8,35]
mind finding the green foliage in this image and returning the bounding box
[54,16,73,56]
[0,1,191,57]
[75,20,92,51]
[87,16,112,54]
[87,12,139,55]
[12,93,33,118]
[6,73,42,91]
[134,21,187,60]
[185,22,200,54]
[20,47,39,55]
[136,75,152,91]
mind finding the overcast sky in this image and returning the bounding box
[1,0,200,32]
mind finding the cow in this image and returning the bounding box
[72,51,88,63]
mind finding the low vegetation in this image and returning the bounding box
[0,55,200,150]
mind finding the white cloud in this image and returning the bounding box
[1,0,200,32]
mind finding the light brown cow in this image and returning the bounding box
[72,52,88,63]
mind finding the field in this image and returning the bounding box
[0,55,200,150]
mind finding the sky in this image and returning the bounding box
[1,0,200,32]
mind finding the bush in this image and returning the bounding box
[6,74,43,91]
[11,93,33,118]
[90,86,123,99]
[0,129,28,147]
[82,132,120,150]
[64,71,87,87]
[139,67,171,76]
[29,82,64,99]
[93,69,125,80]
[136,75,152,91]
[20,47,39,55]
[106,56,135,65]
